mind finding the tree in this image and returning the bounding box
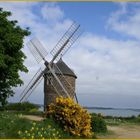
[0,8,30,108]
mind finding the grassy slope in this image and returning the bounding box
[0,111,73,139]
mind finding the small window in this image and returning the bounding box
[47,77,52,85]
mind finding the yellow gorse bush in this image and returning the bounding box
[46,97,93,138]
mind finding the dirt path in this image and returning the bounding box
[98,124,140,138]
[22,115,44,121]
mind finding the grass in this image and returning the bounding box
[96,130,115,136]
[0,111,32,138]
[104,115,140,126]
[2,110,139,138]
[105,118,126,126]
[0,111,91,139]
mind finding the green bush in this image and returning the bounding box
[5,102,39,112]
[91,113,107,133]
[137,116,140,122]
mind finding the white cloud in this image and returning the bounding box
[64,31,140,98]
[107,2,140,40]
[41,3,64,22]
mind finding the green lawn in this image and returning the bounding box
[0,111,75,139]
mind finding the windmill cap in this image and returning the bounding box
[54,58,77,78]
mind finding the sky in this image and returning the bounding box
[1,2,140,109]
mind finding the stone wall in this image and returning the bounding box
[44,74,76,108]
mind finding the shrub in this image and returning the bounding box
[46,97,93,138]
[137,116,140,122]
[5,102,39,112]
[91,113,107,133]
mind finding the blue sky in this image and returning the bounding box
[1,2,140,109]
[59,2,116,32]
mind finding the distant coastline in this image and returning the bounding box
[83,106,140,112]
[33,103,140,112]
[8,103,140,112]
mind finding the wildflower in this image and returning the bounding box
[28,133,30,136]
[48,125,51,128]
[38,132,41,135]
[19,114,22,117]
[18,130,21,135]
[33,122,36,126]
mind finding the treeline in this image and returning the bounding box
[1,102,39,112]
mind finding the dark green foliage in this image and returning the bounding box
[5,102,39,112]
[137,116,140,122]
[91,113,107,133]
[0,8,30,108]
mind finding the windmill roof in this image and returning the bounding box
[45,58,77,78]
[54,58,77,78]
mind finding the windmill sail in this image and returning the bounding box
[24,76,43,101]
[20,68,44,102]
[50,22,82,62]
[27,37,48,63]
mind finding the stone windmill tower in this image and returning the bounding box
[20,22,82,111]
[44,58,77,107]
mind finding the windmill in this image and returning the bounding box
[20,22,82,111]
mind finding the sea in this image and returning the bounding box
[87,108,140,117]
[39,106,140,117]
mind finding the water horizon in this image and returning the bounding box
[39,105,140,117]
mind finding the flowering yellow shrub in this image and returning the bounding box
[46,97,93,138]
